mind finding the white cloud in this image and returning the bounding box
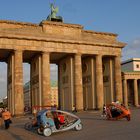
[122,38,140,61]
[133,39,140,46]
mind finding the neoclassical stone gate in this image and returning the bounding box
[0,20,125,115]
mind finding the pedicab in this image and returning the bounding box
[105,103,131,121]
[36,109,82,136]
[24,116,38,130]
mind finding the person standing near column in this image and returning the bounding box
[0,108,4,128]
[2,108,12,129]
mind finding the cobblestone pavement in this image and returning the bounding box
[0,108,140,140]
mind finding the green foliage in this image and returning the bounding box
[51,80,58,87]
[0,102,7,108]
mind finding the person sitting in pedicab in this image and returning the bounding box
[44,112,54,127]
[58,112,65,124]
[52,112,65,129]
[53,112,60,129]
[110,105,122,118]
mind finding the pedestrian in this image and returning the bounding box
[33,107,37,117]
[101,104,107,117]
[0,108,4,128]
[2,108,12,129]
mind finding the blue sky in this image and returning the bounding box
[0,0,139,41]
[0,0,140,60]
[0,0,140,100]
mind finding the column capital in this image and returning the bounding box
[114,55,121,62]
[75,53,82,56]
[41,51,50,55]
[14,49,23,53]
[114,54,121,58]
[96,54,102,57]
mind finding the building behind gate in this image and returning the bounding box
[122,58,140,107]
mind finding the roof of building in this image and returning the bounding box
[121,58,140,65]
[3,96,7,99]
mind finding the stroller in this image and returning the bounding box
[105,103,131,121]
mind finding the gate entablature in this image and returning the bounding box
[0,20,125,50]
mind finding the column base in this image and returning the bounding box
[135,105,140,108]
[13,113,26,118]
[74,109,84,112]
[94,108,102,111]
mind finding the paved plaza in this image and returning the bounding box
[0,108,140,140]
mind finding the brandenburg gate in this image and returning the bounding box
[0,19,125,115]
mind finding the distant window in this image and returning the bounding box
[136,64,139,68]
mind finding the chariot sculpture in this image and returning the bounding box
[47,3,63,22]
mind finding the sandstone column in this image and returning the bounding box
[123,79,128,107]
[114,56,122,102]
[109,59,114,102]
[14,50,24,116]
[58,64,61,109]
[95,54,104,109]
[134,79,139,106]
[74,53,83,111]
[41,52,51,107]
[38,55,42,109]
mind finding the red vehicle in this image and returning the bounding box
[105,103,131,121]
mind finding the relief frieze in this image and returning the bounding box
[31,75,39,85]
[103,75,109,83]
[62,75,68,84]
[83,75,91,84]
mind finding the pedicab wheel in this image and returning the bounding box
[43,128,52,137]
[126,115,131,121]
[24,122,32,130]
[37,128,43,135]
[75,123,82,131]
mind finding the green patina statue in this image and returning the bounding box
[47,3,63,22]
